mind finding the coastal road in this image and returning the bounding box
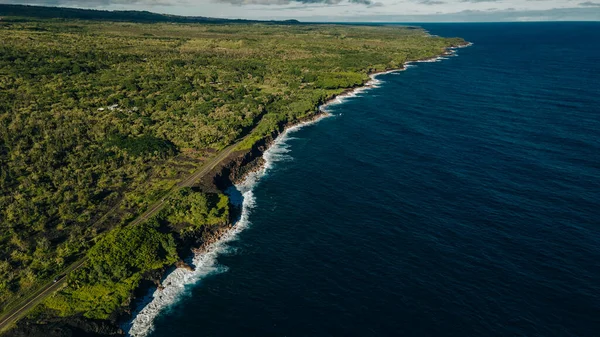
[0,258,88,333]
[0,140,243,333]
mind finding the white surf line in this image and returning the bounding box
[124,114,331,337]
[319,69,407,112]
[319,43,473,111]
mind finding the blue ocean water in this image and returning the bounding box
[147,23,600,336]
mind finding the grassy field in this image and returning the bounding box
[0,15,465,324]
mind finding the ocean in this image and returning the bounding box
[129,22,600,337]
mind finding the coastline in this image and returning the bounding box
[321,41,473,112]
[123,40,473,337]
[1,40,472,337]
[5,40,467,335]
[125,111,333,337]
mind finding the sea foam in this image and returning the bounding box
[319,69,404,112]
[123,113,331,337]
[317,45,469,112]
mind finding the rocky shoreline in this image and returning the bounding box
[4,110,331,337]
[4,42,471,337]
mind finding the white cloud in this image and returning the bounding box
[2,0,599,20]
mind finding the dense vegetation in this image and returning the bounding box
[43,221,178,320]
[164,188,229,233]
[0,13,464,320]
[42,188,228,319]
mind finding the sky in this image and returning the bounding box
[2,0,599,21]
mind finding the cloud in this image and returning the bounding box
[417,0,446,5]
[211,0,376,5]
[460,0,501,2]
[315,6,600,21]
[4,0,599,20]
[3,0,377,6]
[0,0,183,6]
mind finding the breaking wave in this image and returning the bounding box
[123,113,331,337]
[319,69,404,112]
[319,44,470,112]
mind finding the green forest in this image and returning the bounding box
[42,187,229,319]
[0,14,464,321]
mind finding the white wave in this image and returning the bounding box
[318,53,463,111]
[445,43,473,57]
[451,42,474,49]
[318,68,407,112]
[415,56,445,63]
[123,113,331,337]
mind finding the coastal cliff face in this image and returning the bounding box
[203,111,328,192]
